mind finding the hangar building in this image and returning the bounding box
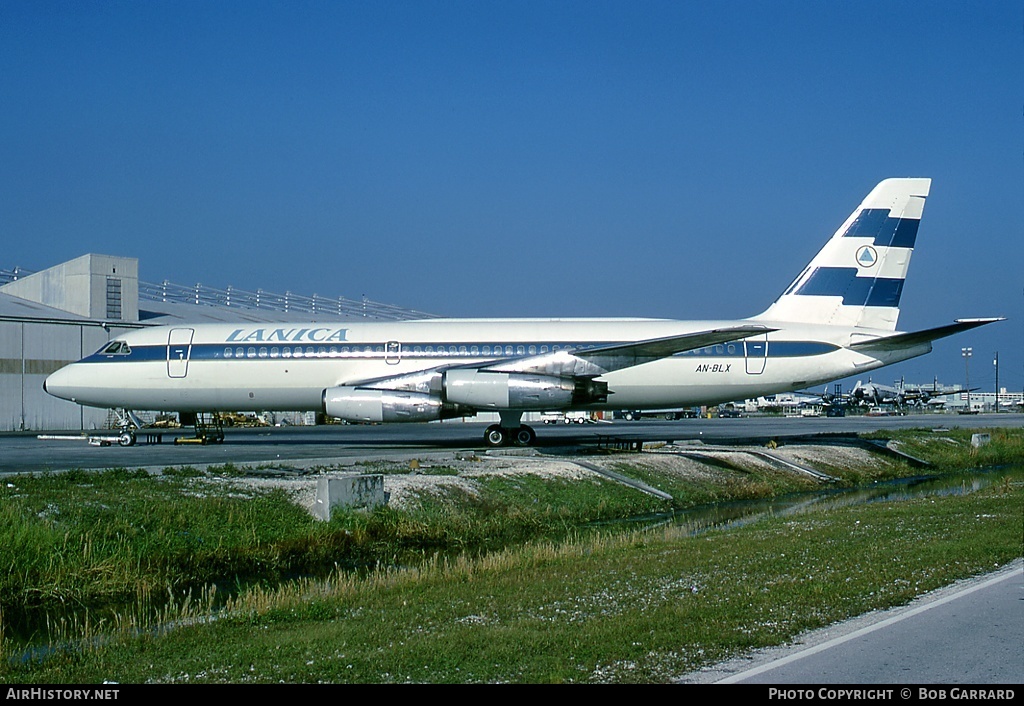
[0,254,435,432]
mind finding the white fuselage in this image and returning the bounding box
[43,317,928,415]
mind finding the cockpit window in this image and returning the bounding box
[100,341,131,355]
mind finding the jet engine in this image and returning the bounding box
[323,387,468,423]
[443,370,607,409]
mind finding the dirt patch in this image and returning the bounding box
[204,452,606,514]
[197,442,888,517]
[770,442,894,473]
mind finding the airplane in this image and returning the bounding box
[747,392,825,412]
[847,378,974,409]
[43,178,1003,448]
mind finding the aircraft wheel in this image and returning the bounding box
[484,424,507,447]
[118,431,136,447]
[513,425,536,447]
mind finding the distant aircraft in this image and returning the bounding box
[848,378,974,409]
[748,392,824,411]
[44,178,1003,447]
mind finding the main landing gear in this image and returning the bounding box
[483,423,536,447]
[483,411,536,448]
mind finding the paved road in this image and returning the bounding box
[680,559,1024,685]
[2,413,1022,474]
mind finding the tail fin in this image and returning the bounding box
[753,178,931,330]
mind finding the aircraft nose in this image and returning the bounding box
[44,365,78,402]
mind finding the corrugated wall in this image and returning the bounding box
[0,320,129,431]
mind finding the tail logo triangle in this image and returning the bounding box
[856,245,878,268]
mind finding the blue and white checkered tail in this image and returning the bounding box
[753,178,931,331]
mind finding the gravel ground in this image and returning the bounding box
[198,441,895,516]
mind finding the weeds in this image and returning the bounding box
[6,474,1019,683]
[1,428,1021,682]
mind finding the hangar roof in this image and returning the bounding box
[2,256,437,326]
[0,291,96,324]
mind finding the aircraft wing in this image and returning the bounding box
[477,325,776,377]
[849,318,1004,352]
[923,387,974,398]
[348,325,775,392]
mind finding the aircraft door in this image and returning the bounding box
[167,328,195,378]
[744,334,767,375]
[385,340,401,365]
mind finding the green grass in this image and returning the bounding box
[3,468,1019,683]
[0,464,661,620]
[864,426,1024,471]
[0,427,1021,682]
[0,467,381,614]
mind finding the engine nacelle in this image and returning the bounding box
[323,386,468,423]
[444,370,607,410]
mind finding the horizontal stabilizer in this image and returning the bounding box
[850,318,1004,352]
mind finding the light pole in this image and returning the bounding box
[961,347,972,413]
[993,352,999,413]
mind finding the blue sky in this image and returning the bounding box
[2,1,1021,394]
